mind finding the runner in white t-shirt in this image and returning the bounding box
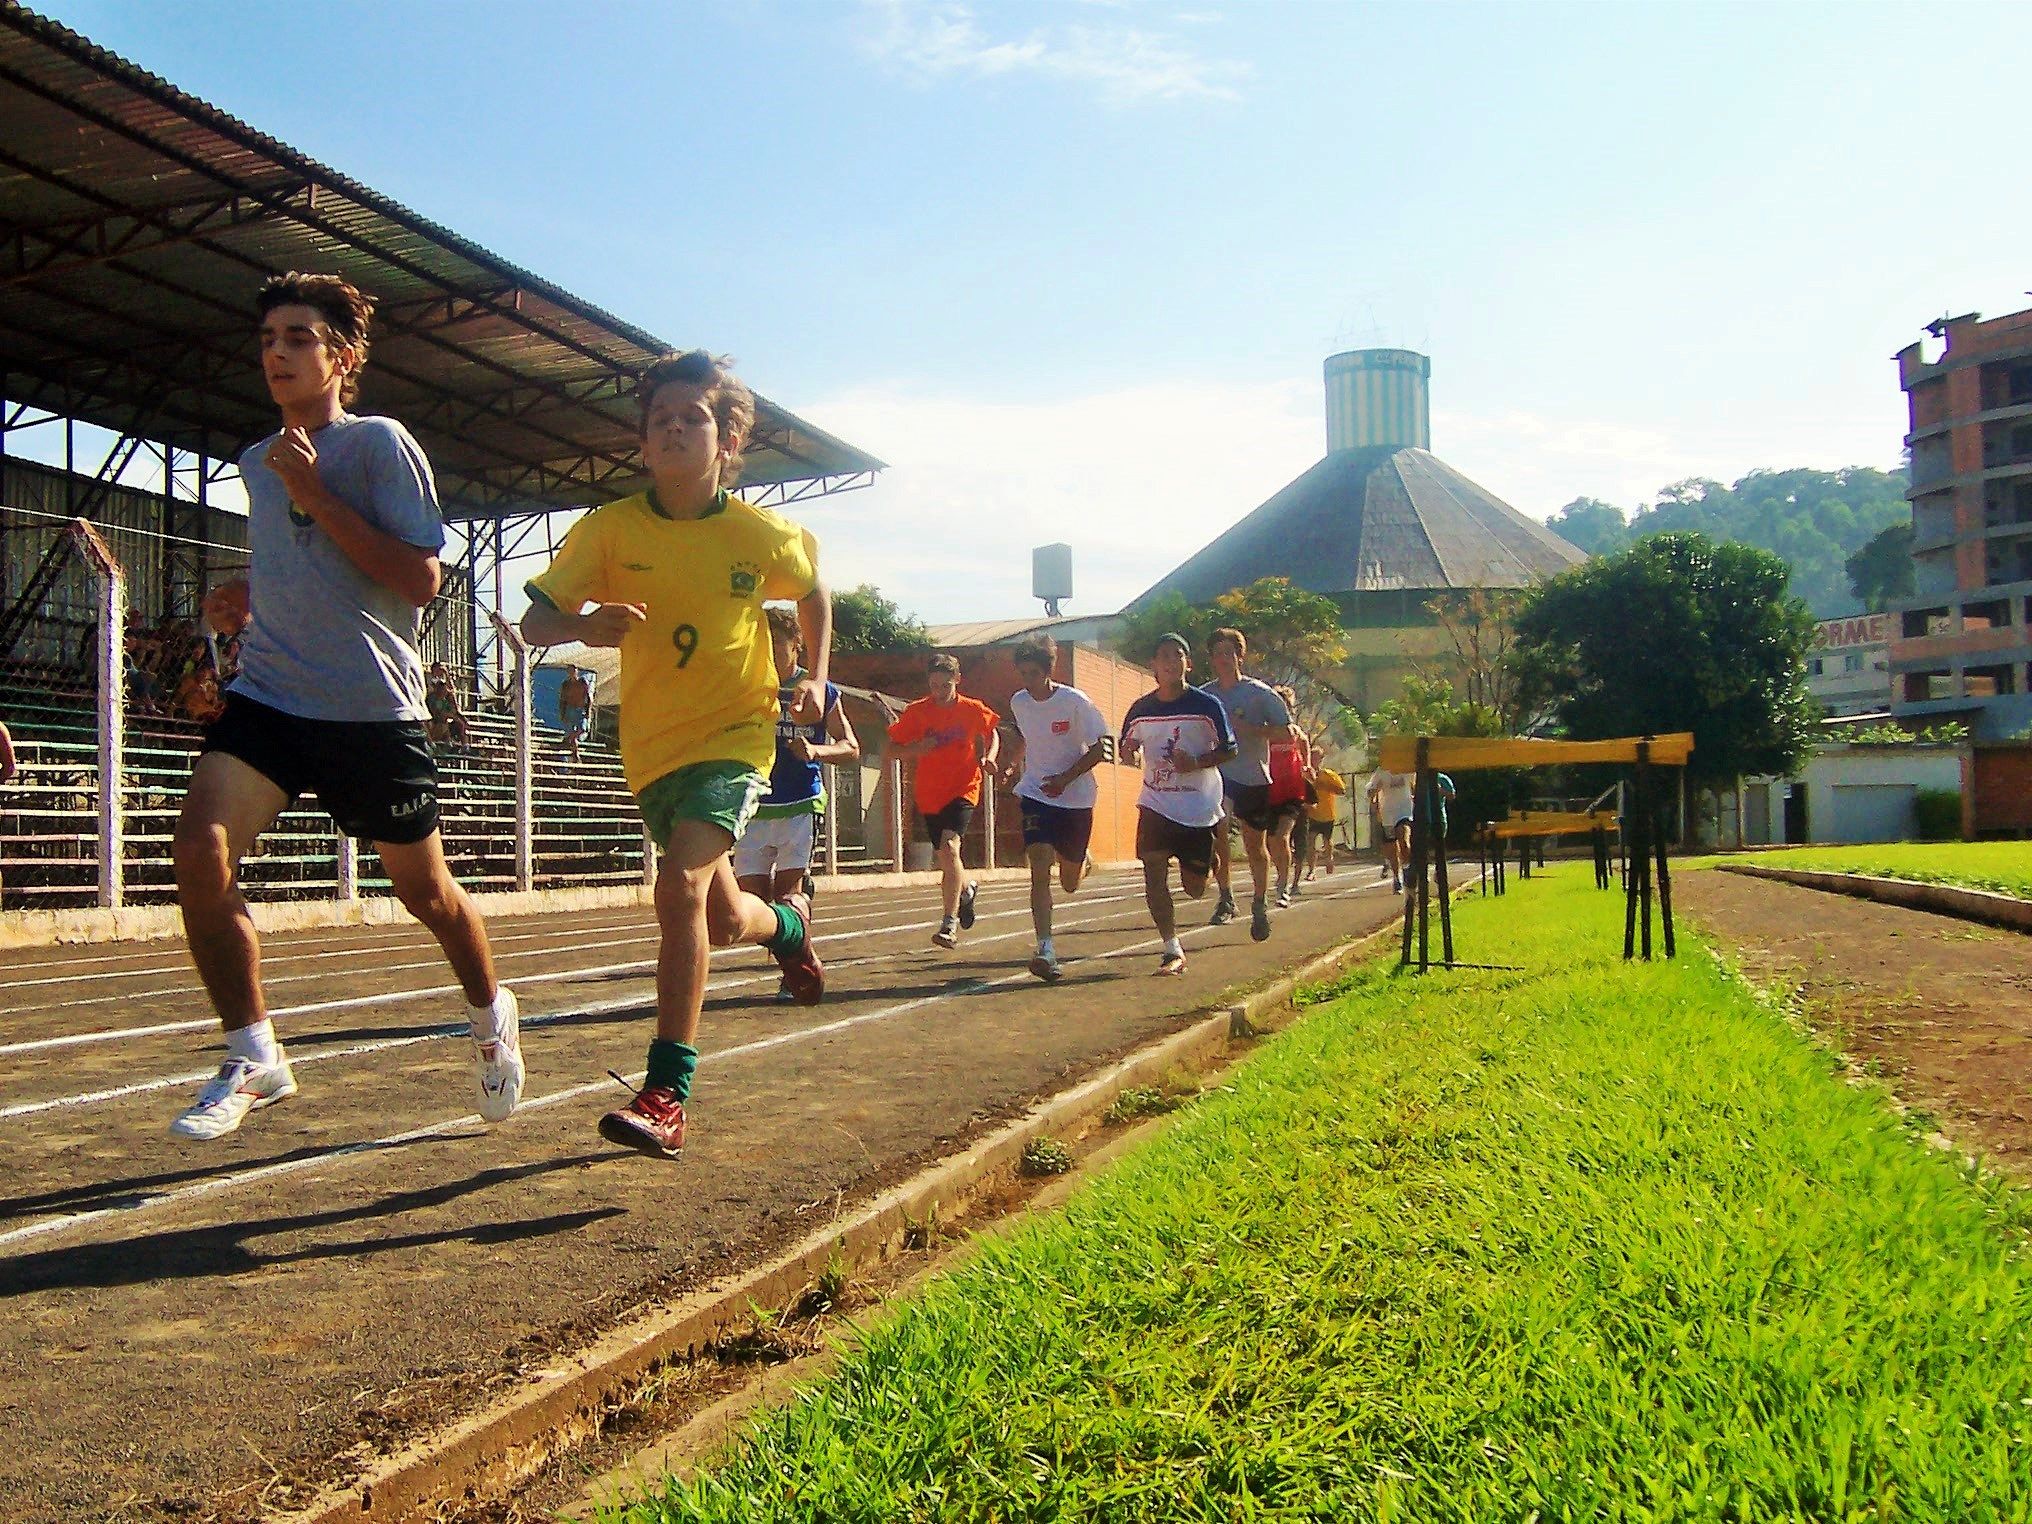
[999,635,1110,982]
[1366,766,1415,893]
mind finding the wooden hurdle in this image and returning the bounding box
[1377,733,1693,971]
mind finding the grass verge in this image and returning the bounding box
[1708,841,2032,901]
[604,872,2032,1522]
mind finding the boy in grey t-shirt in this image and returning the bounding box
[1199,626,1295,942]
[165,271,524,1142]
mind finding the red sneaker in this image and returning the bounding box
[773,893,824,1006]
[598,1084,687,1159]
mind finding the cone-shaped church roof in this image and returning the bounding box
[1130,446,1584,609]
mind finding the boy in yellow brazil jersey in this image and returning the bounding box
[522,350,831,1161]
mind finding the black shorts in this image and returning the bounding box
[1136,807,1215,879]
[1019,797,1094,861]
[202,692,441,845]
[1306,817,1337,842]
[920,798,976,846]
[1221,779,1277,834]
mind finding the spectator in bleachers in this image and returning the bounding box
[424,662,471,751]
[558,667,592,762]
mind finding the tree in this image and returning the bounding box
[1845,521,1916,612]
[1419,588,1530,731]
[1546,497,1630,557]
[1112,577,1349,742]
[1512,531,1818,791]
[830,584,931,654]
[1362,675,1512,845]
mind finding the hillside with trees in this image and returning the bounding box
[1546,467,1909,618]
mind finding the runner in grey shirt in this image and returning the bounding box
[164,271,523,1145]
[1199,626,1294,941]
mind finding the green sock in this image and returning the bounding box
[765,899,806,957]
[645,1039,698,1101]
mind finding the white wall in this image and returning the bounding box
[1740,746,1962,845]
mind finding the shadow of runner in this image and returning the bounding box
[0,1151,619,1295]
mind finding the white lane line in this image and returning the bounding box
[0,876,1387,1251]
[0,890,1152,1102]
[0,882,985,1007]
[0,886,1135,1059]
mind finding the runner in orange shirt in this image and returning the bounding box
[888,653,1000,948]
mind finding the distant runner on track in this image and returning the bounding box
[998,635,1108,982]
[1200,626,1295,943]
[888,654,999,949]
[737,605,860,1000]
[1119,632,1238,977]
[522,349,830,1162]
[169,272,522,1142]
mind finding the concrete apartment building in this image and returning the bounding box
[1808,613,1892,718]
[1891,307,2032,737]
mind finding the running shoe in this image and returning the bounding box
[1275,888,1293,910]
[1393,876,1404,894]
[598,1084,687,1160]
[169,1053,298,1140]
[932,916,958,949]
[773,893,825,1006]
[1028,948,1063,983]
[1379,863,1390,879]
[472,986,524,1124]
[774,981,797,1004]
[1209,894,1237,927]
[1251,899,1272,942]
[957,881,979,930]
[1156,950,1187,976]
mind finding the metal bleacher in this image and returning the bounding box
[0,685,646,911]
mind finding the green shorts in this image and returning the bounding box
[637,760,769,848]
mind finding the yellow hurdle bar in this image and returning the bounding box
[1487,810,1621,839]
[1376,732,1695,772]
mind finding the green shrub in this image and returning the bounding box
[1914,787,1962,841]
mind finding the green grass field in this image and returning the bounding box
[606,874,2032,1523]
[1720,842,2032,901]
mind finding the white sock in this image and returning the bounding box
[226,1020,279,1068]
[1162,936,1183,958]
[1038,937,1055,959]
[468,987,510,1042]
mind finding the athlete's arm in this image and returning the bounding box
[521,594,645,648]
[264,427,442,606]
[977,718,1001,775]
[787,582,833,726]
[795,697,860,765]
[998,735,1026,790]
[1040,739,1108,798]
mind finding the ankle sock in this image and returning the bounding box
[468,987,510,1042]
[226,1020,279,1068]
[1162,937,1184,959]
[764,900,807,957]
[1038,937,1054,959]
[645,1039,699,1101]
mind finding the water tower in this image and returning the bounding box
[1033,543,1072,617]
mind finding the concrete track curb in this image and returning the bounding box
[0,866,1044,951]
[272,917,1399,1524]
[1717,863,2032,934]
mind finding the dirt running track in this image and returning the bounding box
[0,865,1408,1522]
[1677,869,2032,1174]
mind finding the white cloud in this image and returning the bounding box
[858,0,1247,106]
[791,376,1318,623]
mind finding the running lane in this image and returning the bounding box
[0,867,1413,1521]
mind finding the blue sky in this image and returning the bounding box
[28,0,2032,622]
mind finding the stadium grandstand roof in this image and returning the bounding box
[1130,445,1584,608]
[0,3,883,520]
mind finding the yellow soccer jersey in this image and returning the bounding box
[525,491,818,792]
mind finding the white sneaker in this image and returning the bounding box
[170,1054,298,1140]
[1028,947,1063,983]
[472,986,525,1123]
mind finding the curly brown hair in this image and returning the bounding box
[256,272,375,406]
[765,604,802,649]
[637,350,757,486]
[1011,636,1057,673]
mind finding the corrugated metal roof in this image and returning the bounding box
[0,4,883,518]
[922,615,1089,647]
[1128,447,1584,608]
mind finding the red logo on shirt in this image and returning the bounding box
[1051,719,1071,734]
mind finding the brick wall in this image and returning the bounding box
[1969,743,2032,836]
